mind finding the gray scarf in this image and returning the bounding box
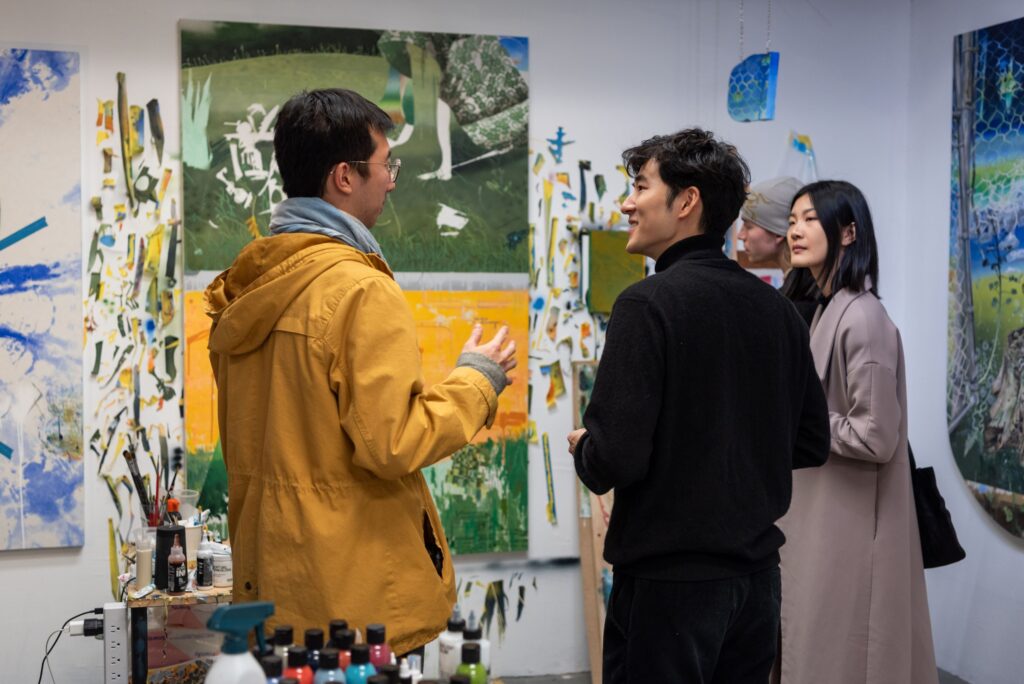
[269,197,386,263]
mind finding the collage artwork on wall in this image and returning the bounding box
[948,15,1024,538]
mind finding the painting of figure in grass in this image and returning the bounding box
[948,17,1024,537]
[180,20,529,274]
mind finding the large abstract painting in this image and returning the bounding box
[0,48,83,549]
[407,290,529,553]
[948,16,1024,537]
[179,20,528,274]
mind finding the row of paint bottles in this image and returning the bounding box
[266,620,397,684]
[438,610,490,682]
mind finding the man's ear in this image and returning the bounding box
[841,221,857,246]
[328,163,356,196]
[675,186,701,220]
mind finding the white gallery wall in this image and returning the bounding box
[0,0,1022,682]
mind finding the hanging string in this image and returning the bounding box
[739,0,745,60]
[740,0,774,59]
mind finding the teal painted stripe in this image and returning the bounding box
[0,441,12,460]
[0,217,48,251]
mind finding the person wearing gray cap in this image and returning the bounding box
[739,176,819,324]
[738,175,802,267]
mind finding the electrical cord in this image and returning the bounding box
[37,608,102,684]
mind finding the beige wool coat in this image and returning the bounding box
[776,285,938,684]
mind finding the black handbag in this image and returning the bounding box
[908,444,966,569]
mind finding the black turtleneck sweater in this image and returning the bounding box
[574,233,830,581]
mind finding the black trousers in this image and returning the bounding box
[603,566,781,684]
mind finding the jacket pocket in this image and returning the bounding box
[422,510,445,579]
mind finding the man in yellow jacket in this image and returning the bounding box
[204,88,516,655]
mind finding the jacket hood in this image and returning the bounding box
[204,233,391,355]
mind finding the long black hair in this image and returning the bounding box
[790,180,879,296]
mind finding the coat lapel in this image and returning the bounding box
[809,287,869,380]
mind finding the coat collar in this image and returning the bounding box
[809,281,874,380]
[654,233,727,272]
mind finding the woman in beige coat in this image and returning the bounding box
[777,180,938,684]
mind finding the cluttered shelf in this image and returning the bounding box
[125,582,233,609]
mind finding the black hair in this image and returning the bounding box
[273,88,394,198]
[790,180,879,296]
[622,128,750,237]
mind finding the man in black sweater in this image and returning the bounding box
[568,129,829,683]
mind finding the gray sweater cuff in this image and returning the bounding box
[457,352,508,397]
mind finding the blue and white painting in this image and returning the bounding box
[0,48,83,549]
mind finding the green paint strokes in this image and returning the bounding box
[424,435,528,555]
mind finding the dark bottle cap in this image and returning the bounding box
[366,622,387,644]
[451,676,472,684]
[286,645,308,668]
[261,654,282,677]
[280,679,300,684]
[367,676,391,684]
[319,647,340,670]
[332,628,355,650]
[304,627,324,650]
[463,623,482,640]
[377,663,400,683]
[461,642,480,664]
[350,643,370,664]
[328,619,349,639]
[447,617,466,632]
[274,625,294,646]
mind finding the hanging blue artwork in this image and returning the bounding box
[727,52,780,122]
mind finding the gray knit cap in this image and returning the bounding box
[740,176,803,237]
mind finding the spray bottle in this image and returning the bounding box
[204,602,275,684]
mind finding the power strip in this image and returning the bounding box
[102,602,129,682]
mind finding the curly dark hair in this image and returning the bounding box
[622,128,750,237]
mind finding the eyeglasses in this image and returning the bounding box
[347,159,402,182]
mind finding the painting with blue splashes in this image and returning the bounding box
[0,48,83,550]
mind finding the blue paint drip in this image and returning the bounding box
[23,460,80,522]
[0,441,12,460]
[531,297,545,311]
[0,262,60,295]
[99,235,116,248]
[0,217,48,251]
[0,49,79,108]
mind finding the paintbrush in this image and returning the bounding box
[123,448,151,519]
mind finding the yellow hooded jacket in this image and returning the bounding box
[204,233,498,653]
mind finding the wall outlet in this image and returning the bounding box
[102,602,129,682]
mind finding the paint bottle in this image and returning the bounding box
[196,528,214,589]
[437,613,465,682]
[329,629,354,670]
[135,531,154,588]
[450,677,471,684]
[328,620,349,648]
[305,628,325,671]
[454,643,486,684]
[405,654,423,684]
[262,654,284,683]
[155,523,184,589]
[274,625,295,660]
[365,624,392,668]
[398,659,413,684]
[376,663,399,682]
[167,533,188,594]
[313,648,345,683]
[366,677,389,684]
[213,550,233,587]
[344,644,377,684]
[284,646,314,684]
[462,614,490,674]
